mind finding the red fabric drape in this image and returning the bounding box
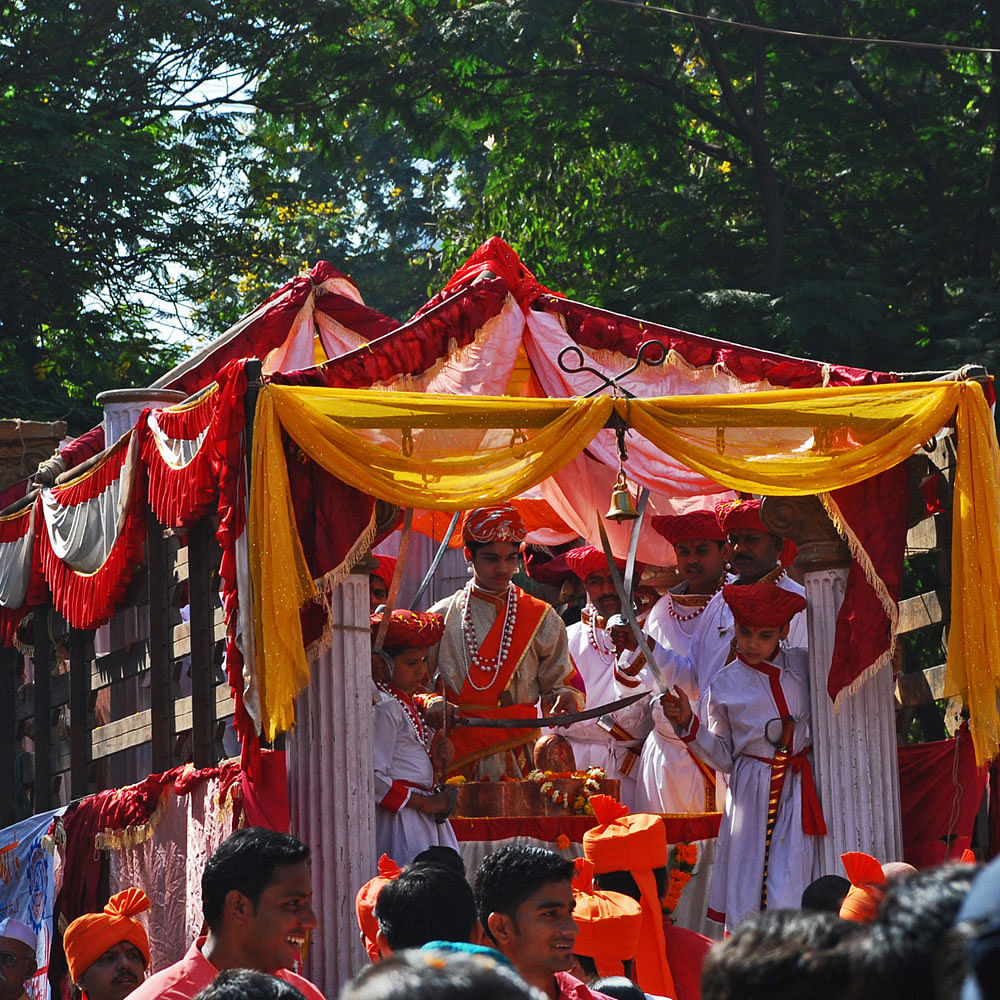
[272,275,511,390]
[898,724,988,868]
[138,386,223,529]
[828,463,909,702]
[451,812,721,845]
[36,434,146,631]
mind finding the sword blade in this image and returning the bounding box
[452,691,649,729]
[598,518,668,694]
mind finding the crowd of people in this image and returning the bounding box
[1,826,995,1000]
[1,499,991,1000]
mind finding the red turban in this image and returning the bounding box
[461,504,526,545]
[564,545,625,581]
[355,855,403,962]
[63,887,150,984]
[371,555,397,589]
[371,610,445,651]
[651,511,726,546]
[715,498,768,535]
[838,852,886,922]
[722,582,806,628]
[582,796,675,998]
[571,858,643,977]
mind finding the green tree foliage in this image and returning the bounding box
[3,1,997,434]
[242,0,998,372]
[0,0,310,431]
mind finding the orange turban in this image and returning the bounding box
[838,852,887,922]
[355,855,403,962]
[370,610,445,651]
[462,505,526,545]
[722,582,806,629]
[571,858,643,977]
[63,888,150,984]
[582,796,674,998]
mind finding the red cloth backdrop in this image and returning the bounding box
[56,750,289,928]
[897,724,988,868]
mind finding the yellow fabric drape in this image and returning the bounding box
[249,379,1000,762]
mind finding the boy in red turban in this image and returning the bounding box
[662,582,826,933]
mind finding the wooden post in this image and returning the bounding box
[188,517,218,768]
[69,628,92,800]
[147,510,175,772]
[0,647,19,825]
[32,607,52,813]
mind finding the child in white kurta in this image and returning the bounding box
[372,609,459,865]
[662,582,826,933]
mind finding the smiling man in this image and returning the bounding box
[126,828,324,1000]
[475,846,610,1000]
[63,888,150,1000]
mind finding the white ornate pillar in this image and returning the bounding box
[96,387,186,446]
[286,571,375,995]
[763,497,903,873]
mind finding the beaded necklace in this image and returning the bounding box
[461,582,518,691]
[582,606,616,661]
[377,682,429,744]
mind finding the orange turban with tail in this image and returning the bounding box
[582,796,675,998]
[355,855,403,962]
[571,857,643,977]
[63,887,150,985]
[838,852,887,922]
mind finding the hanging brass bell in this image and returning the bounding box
[605,472,639,522]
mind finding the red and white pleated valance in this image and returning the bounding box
[139,383,222,528]
[36,431,147,630]
[0,502,45,644]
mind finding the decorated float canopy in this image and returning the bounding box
[2,238,999,766]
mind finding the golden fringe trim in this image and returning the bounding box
[94,787,170,851]
[819,492,899,708]
[305,506,379,663]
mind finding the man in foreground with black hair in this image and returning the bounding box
[474,845,612,1000]
[127,827,324,1000]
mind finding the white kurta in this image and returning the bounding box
[562,611,652,810]
[373,691,459,864]
[635,587,716,815]
[679,648,822,932]
[650,571,808,706]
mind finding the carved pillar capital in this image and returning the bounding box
[761,495,850,572]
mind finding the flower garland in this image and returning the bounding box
[662,842,699,921]
[527,766,606,815]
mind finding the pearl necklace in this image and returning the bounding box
[462,582,517,691]
[583,606,616,661]
[377,682,429,744]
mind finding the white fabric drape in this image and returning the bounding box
[40,433,138,574]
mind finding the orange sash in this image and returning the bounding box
[447,588,549,775]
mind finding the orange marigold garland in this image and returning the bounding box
[662,842,699,921]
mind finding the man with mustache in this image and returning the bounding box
[63,889,150,1000]
[632,500,806,703]
[560,545,652,810]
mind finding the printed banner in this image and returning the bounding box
[0,808,66,1000]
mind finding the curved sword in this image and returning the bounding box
[451,690,649,729]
